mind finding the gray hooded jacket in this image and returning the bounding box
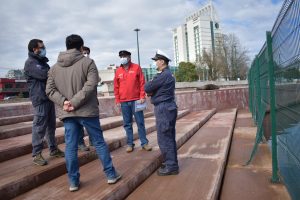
[46,49,100,120]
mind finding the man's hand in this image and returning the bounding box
[140,98,146,103]
[116,103,121,111]
[63,100,74,112]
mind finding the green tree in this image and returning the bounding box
[175,62,198,82]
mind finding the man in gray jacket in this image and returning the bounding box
[46,34,121,192]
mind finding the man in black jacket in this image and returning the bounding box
[24,39,64,166]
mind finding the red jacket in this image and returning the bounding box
[114,62,146,103]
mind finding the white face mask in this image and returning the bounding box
[152,61,158,69]
[83,53,89,57]
[120,57,128,65]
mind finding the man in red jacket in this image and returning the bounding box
[114,50,152,153]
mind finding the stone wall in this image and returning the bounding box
[175,80,248,89]
[0,87,249,118]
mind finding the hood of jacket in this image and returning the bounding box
[57,49,84,67]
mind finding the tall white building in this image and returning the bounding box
[172,1,222,66]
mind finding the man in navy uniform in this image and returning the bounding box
[144,49,179,176]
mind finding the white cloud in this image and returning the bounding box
[214,0,283,59]
[0,0,283,77]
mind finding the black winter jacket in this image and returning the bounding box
[24,52,51,107]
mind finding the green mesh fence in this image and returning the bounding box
[248,0,300,199]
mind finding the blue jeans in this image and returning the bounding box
[78,126,85,145]
[32,101,57,156]
[78,126,93,146]
[63,117,117,186]
[121,101,148,147]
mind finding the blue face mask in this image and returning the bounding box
[120,57,128,65]
[39,48,46,57]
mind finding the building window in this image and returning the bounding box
[194,26,201,62]
[174,36,179,65]
[185,32,189,62]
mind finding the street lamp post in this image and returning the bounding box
[134,28,141,66]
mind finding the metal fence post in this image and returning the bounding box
[248,68,253,113]
[255,57,262,126]
[266,31,279,183]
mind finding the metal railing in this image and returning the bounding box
[248,0,300,198]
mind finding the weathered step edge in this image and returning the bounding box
[213,108,237,200]
[0,114,34,126]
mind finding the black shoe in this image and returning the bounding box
[50,148,65,158]
[157,167,179,176]
[160,162,166,168]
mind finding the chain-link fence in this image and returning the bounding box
[248,0,300,199]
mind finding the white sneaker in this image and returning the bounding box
[69,183,80,192]
[107,174,122,184]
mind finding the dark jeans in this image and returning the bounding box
[121,101,148,147]
[32,101,57,156]
[154,101,178,171]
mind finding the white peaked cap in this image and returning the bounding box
[152,49,171,61]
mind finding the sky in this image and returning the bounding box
[0,0,283,77]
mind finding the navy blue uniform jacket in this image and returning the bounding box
[144,67,175,105]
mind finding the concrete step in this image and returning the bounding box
[0,118,63,140]
[126,108,237,200]
[0,114,34,126]
[0,110,190,200]
[0,112,154,140]
[14,109,216,200]
[219,110,290,200]
[0,112,155,162]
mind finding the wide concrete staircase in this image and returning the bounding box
[0,108,241,199]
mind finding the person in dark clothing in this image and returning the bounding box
[24,39,65,166]
[144,49,179,176]
[77,46,92,152]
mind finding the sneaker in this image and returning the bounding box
[50,148,65,157]
[107,174,122,184]
[157,167,179,176]
[126,145,134,153]
[160,162,166,169]
[78,143,90,151]
[69,182,80,192]
[33,153,48,166]
[142,144,152,151]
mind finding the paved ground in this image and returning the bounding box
[220,110,290,200]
